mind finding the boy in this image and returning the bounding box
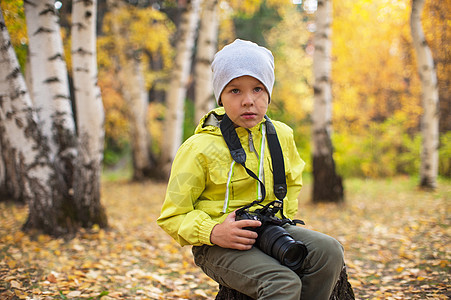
[157,39,344,299]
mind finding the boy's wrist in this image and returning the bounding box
[199,218,219,246]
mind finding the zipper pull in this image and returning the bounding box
[247,130,255,153]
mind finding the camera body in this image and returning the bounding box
[235,200,288,232]
[235,200,308,271]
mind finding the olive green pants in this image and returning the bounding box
[192,225,344,300]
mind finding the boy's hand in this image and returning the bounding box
[210,210,261,250]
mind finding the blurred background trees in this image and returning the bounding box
[0,0,449,233]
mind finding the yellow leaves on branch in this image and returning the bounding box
[98,5,175,89]
[227,0,263,16]
[332,0,422,135]
[0,0,28,47]
[266,5,313,121]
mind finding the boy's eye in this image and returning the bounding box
[254,87,263,93]
[231,88,240,94]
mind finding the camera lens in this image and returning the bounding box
[258,226,307,271]
[277,241,307,270]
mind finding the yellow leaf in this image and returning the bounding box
[47,273,57,283]
[74,270,86,277]
[348,278,362,287]
[439,260,448,268]
[38,234,50,242]
[10,280,21,289]
[67,291,82,297]
[194,289,208,298]
[7,259,16,268]
[125,242,133,250]
[13,231,25,243]
[14,289,28,299]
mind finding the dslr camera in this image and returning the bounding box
[235,200,308,271]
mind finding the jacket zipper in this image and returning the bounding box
[247,129,259,159]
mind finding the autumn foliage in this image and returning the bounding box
[1,0,449,178]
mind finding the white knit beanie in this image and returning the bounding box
[212,39,275,105]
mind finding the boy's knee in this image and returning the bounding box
[258,268,302,299]
[308,235,344,273]
[324,236,344,260]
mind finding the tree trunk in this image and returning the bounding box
[71,0,108,228]
[107,0,158,181]
[122,58,154,181]
[24,0,77,159]
[312,0,343,203]
[194,0,218,123]
[23,1,79,235]
[0,137,5,200]
[161,0,201,176]
[410,0,439,190]
[215,265,355,300]
[0,9,66,234]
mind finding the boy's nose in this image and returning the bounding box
[242,93,254,106]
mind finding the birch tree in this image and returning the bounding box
[24,1,77,163]
[194,0,218,123]
[161,0,201,175]
[0,8,61,233]
[71,0,107,226]
[23,0,80,234]
[122,57,154,180]
[410,0,439,189]
[312,0,343,203]
[105,1,161,180]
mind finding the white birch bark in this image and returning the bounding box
[107,0,154,180]
[0,9,57,231]
[162,0,201,173]
[194,0,218,123]
[0,139,4,197]
[410,0,439,189]
[312,0,343,202]
[24,1,77,162]
[71,0,107,226]
[121,57,153,180]
[312,0,332,158]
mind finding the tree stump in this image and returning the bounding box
[215,265,355,300]
[329,265,355,300]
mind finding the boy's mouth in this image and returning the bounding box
[241,112,256,119]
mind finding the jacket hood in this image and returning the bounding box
[194,107,225,135]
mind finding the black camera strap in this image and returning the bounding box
[220,113,287,204]
[264,115,287,201]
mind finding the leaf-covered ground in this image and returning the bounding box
[0,177,449,299]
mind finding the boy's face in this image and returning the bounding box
[220,76,269,129]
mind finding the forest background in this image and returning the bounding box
[0,0,450,299]
[2,0,450,181]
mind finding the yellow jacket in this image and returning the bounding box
[157,107,305,246]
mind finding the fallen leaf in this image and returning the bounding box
[66,291,82,297]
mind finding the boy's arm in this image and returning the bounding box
[157,138,262,248]
[157,142,217,246]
